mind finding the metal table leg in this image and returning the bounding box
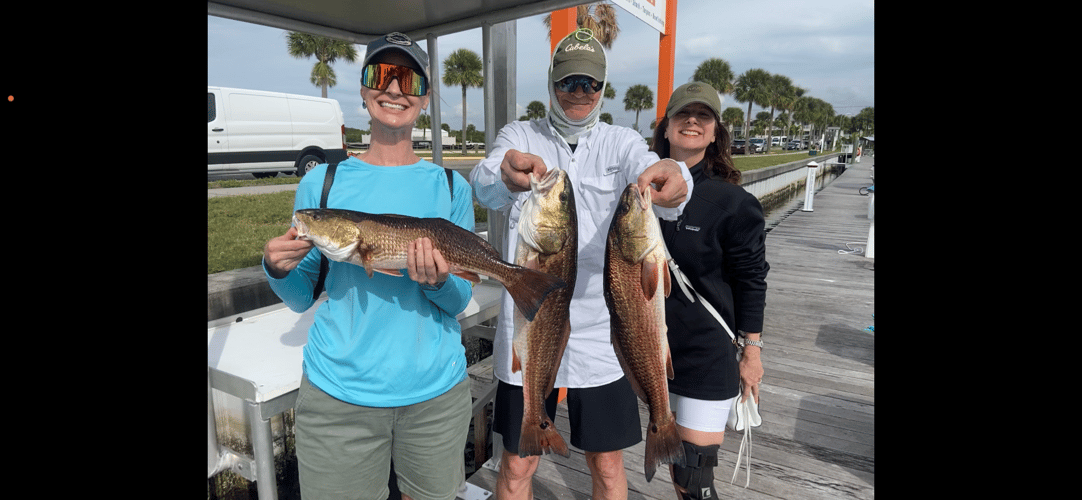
[247,400,278,500]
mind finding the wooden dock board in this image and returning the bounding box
[464,156,875,499]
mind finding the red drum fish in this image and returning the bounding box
[293,208,565,321]
[603,184,685,482]
[511,169,577,457]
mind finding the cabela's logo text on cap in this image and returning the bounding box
[563,42,596,53]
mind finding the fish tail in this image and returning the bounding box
[518,417,569,458]
[506,268,566,322]
[644,416,685,482]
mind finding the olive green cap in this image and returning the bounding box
[665,81,722,120]
[551,29,606,82]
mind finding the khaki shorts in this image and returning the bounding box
[295,374,472,500]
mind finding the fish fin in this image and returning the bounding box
[666,347,675,380]
[643,416,686,482]
[374,268,403,277]
[511,347,522,373]
[451,270,482,284]
[662,256,671,298]
[518,417,570,458]
[505,268,566,322]
[641,258,658,299]
[523,253,540,271]
[358,245,376,278]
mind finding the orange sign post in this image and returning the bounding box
[550,7,577,54]
[656,0,677,123]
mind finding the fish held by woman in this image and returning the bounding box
[292,208,566,321]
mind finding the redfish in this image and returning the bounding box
[293,208,565,321]
[511,169,577,457]
[603,184,685,482]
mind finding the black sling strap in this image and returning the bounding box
[311,164,455,300]
[312,162,339,300]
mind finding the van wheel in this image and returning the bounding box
[296,155,323,177]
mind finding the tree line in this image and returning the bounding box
[286,3,872,155]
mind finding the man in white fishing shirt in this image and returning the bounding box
[470,28,694,500]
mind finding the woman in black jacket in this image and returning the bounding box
[650,82,769,500]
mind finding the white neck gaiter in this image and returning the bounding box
[547,50,607,141]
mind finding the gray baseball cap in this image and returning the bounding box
[665,82,722,120]
[551,29,606,82]
[362,32,430,83]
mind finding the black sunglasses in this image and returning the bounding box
[555,75,604,94]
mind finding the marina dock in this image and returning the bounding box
[464,155,875,499]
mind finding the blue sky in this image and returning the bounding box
[208,0,873,136]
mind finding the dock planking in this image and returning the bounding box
[464,156,874,499]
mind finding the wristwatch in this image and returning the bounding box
[737,331,763,350]
[743,339,764,349]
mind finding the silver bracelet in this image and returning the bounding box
[738,337,764,350]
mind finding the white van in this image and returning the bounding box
[208,86,348,178]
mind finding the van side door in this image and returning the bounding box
[208,90,228,169]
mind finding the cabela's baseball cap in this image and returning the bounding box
[551,29,606,82]
[362,32,431,83]
[666,81,722,120]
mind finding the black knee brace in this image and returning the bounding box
[671,442,719,500]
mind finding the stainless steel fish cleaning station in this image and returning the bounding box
[208,279,506,499]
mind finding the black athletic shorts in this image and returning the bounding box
[493,376,643,454]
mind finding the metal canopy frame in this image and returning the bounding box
[208,0,593,165]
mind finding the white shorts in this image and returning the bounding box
[669,393,738,432]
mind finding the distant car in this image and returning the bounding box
[785,140,803,150]
[749,138,766,153]
[731,140,747,155]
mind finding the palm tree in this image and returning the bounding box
[852,107,874,137]
[544,2,621,49]
[794,97,834,149]
[693,58,735,95]
[526,101,547,120]
[753,111,772,137]
[732,69,771,142]
[623,84,654,133]
[286,32,358,98]
[442,48,484,154]
[762,74,793,153]
[417,113,431,140]
[721,107,743,136]
[603,82,617,107]
[778,85,806,144]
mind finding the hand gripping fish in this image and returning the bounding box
[603,184,685,482]
[511,169,577,457]
[292,208,566,321]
